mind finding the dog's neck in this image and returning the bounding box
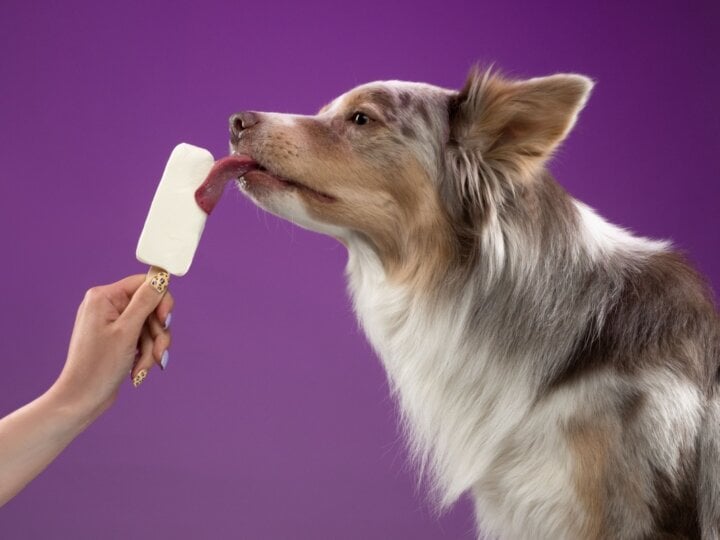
[343,232,529,507]
[341,194,671,512]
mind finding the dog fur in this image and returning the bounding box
[228,67,720,539]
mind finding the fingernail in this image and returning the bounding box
[160,350,169,371]
[163,312,172,330]
[133,369,148,388]
[149,271,170,294]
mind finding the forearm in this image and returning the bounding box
[0,388,98,507]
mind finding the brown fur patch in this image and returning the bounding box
[299,154,456,292]
[295,115,343,150]
[566,418,612,539]
[449,67,591,182]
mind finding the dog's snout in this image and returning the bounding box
[229,112,259,137]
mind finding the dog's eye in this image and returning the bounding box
[350,112,371,126]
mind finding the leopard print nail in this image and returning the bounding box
[133,369,148,388]
[149,271,170,294]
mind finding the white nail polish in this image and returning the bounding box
[164,312,172,329]
[160,350,169,370]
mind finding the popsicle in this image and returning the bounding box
[136,143,215,276]
[136,143,258,276]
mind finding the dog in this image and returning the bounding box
[226,67,720,539]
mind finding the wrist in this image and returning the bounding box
[43,382,112,436]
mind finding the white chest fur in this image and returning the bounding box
[343,238,588,539]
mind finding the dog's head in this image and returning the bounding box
[229,67,592,285]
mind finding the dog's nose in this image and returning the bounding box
[229,112,259,137]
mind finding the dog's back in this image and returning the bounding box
[451,179,720,540]
[548,243,720,538]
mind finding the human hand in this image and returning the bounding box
[0,271,173,507]
[49,271,174,421]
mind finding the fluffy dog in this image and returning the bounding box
[226,67,720,539]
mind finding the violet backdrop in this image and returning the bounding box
[1,0,718,538]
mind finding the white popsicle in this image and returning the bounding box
[136,143,215,276]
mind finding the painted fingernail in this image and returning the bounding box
[163,312,172,330]
[133,369,148,388]
[160,350,169,371]
[149,271,170,294]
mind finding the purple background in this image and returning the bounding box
[1,0,718,537]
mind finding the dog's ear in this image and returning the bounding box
[447,67,593,193]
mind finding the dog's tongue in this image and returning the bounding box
[195,154,257,214]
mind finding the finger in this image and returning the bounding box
[147,312,164,338]
[147,315,171,370]
[154,289,174,329]
[131,326,155,387]
[118,267,169,330]
[154,331,171,371]
[97,275,147,314]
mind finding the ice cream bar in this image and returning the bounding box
[136,143,215,276]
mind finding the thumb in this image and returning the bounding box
[118,267,170,328]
